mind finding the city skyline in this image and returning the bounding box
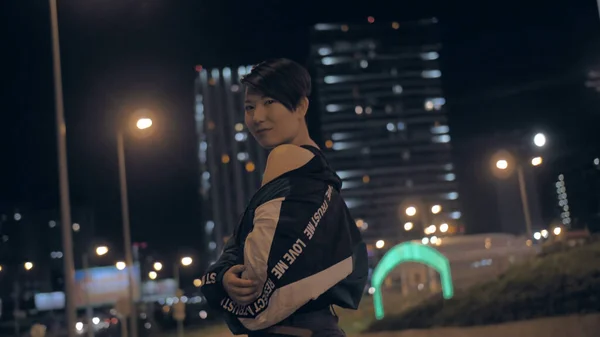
[2,0,600,256]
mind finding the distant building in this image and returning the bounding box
[194,66,268,262]
[309,18,462,243]
[0,206,97,313]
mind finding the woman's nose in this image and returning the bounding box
[252,106,267,123]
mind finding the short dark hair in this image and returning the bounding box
[241,58,312,111]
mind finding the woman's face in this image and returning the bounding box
[244,89,305,149]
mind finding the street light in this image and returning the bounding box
[439,223,449,233]
[149,271,157,280]
[375,240,385,249]
[431,205,442,214]
[95,246,109,256]
[153,262,163,271]
[136,118,153,130]
[117,115,154,337]
[553,227,562,236]
[116,261,126,271]
[533,133,546,147]
[531,157,543,166]
[404,222,414,231]
[181,257,193,266]
[493,154,533,238]
[405,206,417,217]
[24,262,33,271]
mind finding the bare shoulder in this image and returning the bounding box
[261,145,315,186]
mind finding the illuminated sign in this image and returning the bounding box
[371,242,454,320]
[73,263,141,308]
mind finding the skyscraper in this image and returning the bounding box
[194,66,268,262]
[310,18,462,243]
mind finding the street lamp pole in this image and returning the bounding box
[117,131,138,337]
[49,2,77,337]
[516,164,534,238]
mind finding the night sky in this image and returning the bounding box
[2,0,600,256]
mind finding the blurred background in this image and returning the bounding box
[1,0,600,336]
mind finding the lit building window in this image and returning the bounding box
[245,162,256,172]
[444,173,456,181]
[450,211,462,219]
[322,57,335,65]
[424,97,446,111]
[237,152,249,161]
[392,22,400,29]
[432,135,451,143]
[386,123,396,132]
[341,24,349,32]
[326,104,343,112]
[221,154,230,164]
[422,69,442,78]
[205,221,215,233]
[360,60,369,68]
[234,123,244,132]
[362,175,370,183]
[365,106,373,114]
[445,192,459,200]
[355,106,364,115]
[324,76,343,84]
[222,67,231,78]
[235,132,247,142]
[420,52,439,61]
[392,85,403,94]
[318,47,333,56]
[431,125,449,134]
[325,140,334,149]
[397,122,406,130]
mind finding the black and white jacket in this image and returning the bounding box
[200,145,368,335]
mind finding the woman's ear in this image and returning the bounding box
[296,97,309,117]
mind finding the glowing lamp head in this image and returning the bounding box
[136,118,153,130]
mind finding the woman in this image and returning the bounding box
[201,58,368,337]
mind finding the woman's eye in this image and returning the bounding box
[244,105,254,111]
[264,99,275,105]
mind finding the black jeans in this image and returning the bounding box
[248,308,345,337]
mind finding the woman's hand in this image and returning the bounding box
[223,265,260,305]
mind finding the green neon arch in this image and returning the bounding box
[371,242,454,320]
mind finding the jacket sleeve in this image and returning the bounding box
[221,185,355,331]
[200,235,240,310]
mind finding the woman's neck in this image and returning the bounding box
[289,128,319,149]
